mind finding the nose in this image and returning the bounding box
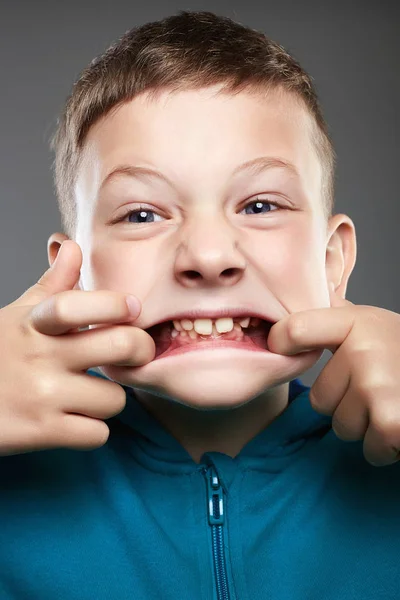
[174,217,247,288]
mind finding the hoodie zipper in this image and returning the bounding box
[203,465,231,600]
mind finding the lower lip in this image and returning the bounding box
[152,336,270,361]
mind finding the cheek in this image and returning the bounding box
[255,229,313,277]
[286,220,325,268]
[289,228,329,306]
[259,224,327,307]
[86,244,159,294]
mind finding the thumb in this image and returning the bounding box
[13,240,82,307]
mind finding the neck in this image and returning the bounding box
[133,383,290,464]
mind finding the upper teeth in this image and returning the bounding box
[173,317,260,336]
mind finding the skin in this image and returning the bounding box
[47,85,357,463]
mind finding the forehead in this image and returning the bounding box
[80,86,321,200]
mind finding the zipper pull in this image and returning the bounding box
[206,466,225,526]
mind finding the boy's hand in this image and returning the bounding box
[0,240,155,457]
[267,284,400,467]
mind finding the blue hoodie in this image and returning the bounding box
[0,368,399,600]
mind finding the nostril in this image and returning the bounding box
[221,268,243,282]
[185,271,201,280]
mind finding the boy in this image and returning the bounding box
[1,9,400,600]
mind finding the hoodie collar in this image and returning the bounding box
[87,369,332,473]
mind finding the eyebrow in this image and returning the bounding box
[99,155,300,191]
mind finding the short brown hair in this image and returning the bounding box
[50,10,336,239]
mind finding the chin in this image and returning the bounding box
[100,357,294,411]
[137,375,270,410]
[99,344,322,410]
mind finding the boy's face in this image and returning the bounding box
[69,86,347,409]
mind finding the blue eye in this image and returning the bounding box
[113,197,282,225]
[241,199,280,215]
[122,208,161,224]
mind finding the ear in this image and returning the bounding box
[47,232,82,290]
[325,214,357,298]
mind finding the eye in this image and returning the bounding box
[111,205,163,225]
[240,197,283,216]
[110,196,285,225]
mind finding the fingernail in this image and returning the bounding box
[126,295,141,316]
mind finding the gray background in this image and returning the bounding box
[0,0,398,387]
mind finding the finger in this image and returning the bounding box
[28,290,141,335]
[308,342,352,416]
[13,240,82,308]
[58,371,128,419]
[363,402,400,467]
[55,414,111,452]
[330,384,369,442]
[7,374,126,455]
[267,306,356,356]
[55,324,156,371]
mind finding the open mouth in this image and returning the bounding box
[145,316,274,360]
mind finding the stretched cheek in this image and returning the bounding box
[87,248,137,290]
[295,237,328,307]
[262,232,319,310]
[268,239,301,280]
